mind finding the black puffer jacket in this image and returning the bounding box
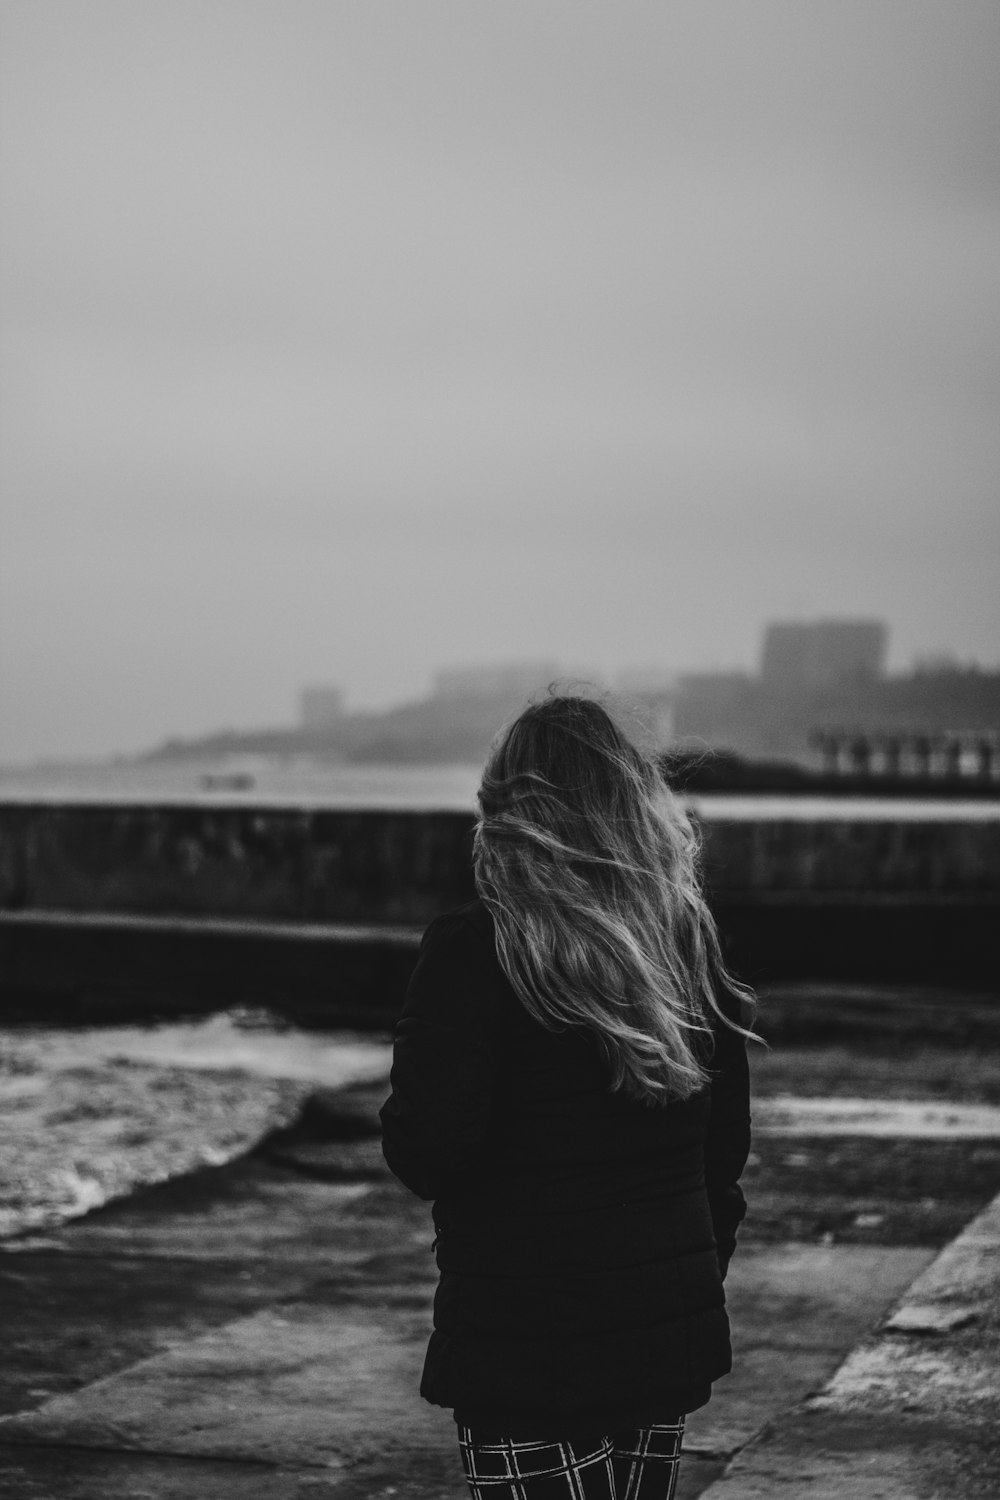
[380,900,751,1431]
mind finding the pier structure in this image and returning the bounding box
[811,727,1000,781]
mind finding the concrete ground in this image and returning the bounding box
[697,1188,1000,1499]
[1,1031,998,1498]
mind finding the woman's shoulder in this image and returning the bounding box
[416,900,504,982]
[407,901,516,1030]
[422,898,494,946]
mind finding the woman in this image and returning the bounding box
[380,695,754,1499]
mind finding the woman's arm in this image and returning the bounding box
[704,993,753,1279]
[379,912,504,1201]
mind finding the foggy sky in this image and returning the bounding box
[1,1,998,759]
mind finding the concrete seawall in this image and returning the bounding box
[1,799,998,1022]
[0,804,476,925]
[3,801,1000,920]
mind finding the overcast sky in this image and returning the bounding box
[1,1,998,760]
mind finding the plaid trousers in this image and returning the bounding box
[458,1418,685,1500]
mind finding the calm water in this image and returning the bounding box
[0,757,483,809]
[1,756,998,820]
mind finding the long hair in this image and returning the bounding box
[473,694,756,1103]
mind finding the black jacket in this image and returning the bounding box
[380,900,751,1431]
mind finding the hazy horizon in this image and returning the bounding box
[4,623,999,770]
[2,2,998,760]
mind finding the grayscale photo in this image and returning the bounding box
[1,3,998,1496]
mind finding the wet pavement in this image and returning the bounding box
[1,1066,998,1498]
[698,1189,1000,1498]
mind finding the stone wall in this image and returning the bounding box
[698,814,1000,896]
[1,800,997,1014]
[1,801,999,921]
[0,804,476,925]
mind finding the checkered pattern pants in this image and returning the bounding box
[458,1417,685,1499]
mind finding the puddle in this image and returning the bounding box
[757,1096,1000,1138]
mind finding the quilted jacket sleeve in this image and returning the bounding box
[704,990,753,1279]
[380,913,505,1202]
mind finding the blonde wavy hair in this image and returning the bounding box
[473,694,756,1103]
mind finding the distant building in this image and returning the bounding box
[761,620,887,691]
[432,661,562,701]
[673,621,889,757]
[300,686,345,730]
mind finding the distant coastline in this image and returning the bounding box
[3,750,999,809]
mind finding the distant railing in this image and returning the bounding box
[810,729,1000,781]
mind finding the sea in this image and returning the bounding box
[0,756,483,810]
[0,1012,391,1244]
[1,754,997,820]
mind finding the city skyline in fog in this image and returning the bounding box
[2,2,999,761]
